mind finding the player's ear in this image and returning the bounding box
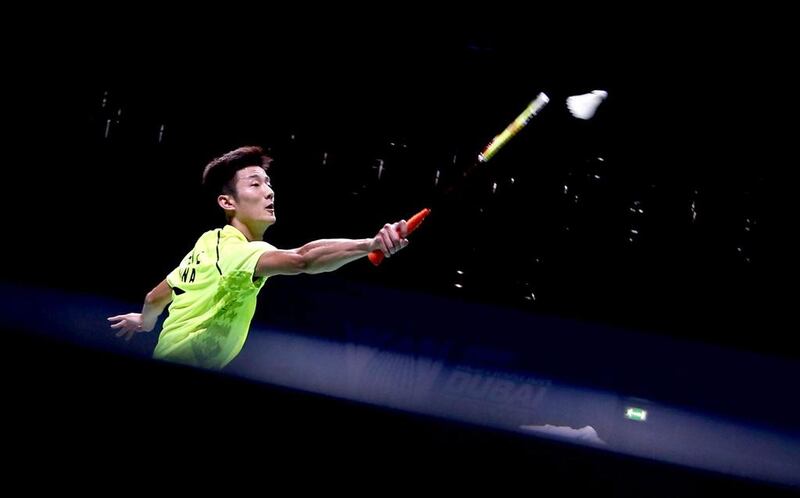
[217,194,236,211]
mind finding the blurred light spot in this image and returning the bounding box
[376,159,384,180]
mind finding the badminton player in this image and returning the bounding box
[108,146,409,369]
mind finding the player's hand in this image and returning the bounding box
[370,220,409,258]
[107,312,151,341]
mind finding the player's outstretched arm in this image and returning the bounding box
[255,220,409,278]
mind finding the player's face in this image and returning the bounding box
[233,166,275,226]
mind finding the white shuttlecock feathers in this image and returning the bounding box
[566,90,608,120]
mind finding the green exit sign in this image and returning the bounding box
[625,407,648,421]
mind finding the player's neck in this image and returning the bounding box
[228,219,265,242]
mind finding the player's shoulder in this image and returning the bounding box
[250,240,277,251]
[194,227,225,245]
[218,225,248,246]
[217,226,276,250]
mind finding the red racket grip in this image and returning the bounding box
[368,208,431,266]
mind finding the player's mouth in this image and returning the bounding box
[265,203,275,213]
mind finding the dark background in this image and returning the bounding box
[11,22,790,358]
[4,17,795,494]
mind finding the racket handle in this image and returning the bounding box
[368,208,431,266]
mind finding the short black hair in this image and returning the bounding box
[202,145,273,199]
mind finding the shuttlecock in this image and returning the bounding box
[566,90,608,120]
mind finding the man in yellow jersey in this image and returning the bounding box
[108,145,409,369]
